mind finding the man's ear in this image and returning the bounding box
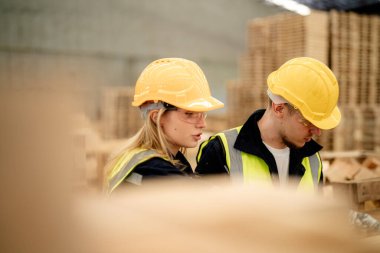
[150,110,158,124]
[272,103,285,116]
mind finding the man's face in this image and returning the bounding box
[280,105,321,149]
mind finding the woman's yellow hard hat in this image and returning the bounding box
[132,58,224,112]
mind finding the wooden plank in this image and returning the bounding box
[305,11,328,63]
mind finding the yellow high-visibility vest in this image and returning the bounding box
[106,148,168,194]
[197,127,322,192]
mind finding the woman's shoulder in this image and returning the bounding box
[134,157,183,176]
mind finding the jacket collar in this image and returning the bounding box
[234,109,323,177]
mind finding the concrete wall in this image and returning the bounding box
[0,0,283,117]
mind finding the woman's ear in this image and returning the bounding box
[150,110,158,124]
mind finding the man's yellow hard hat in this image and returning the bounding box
[267,57,341,130]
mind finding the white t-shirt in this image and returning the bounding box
[263,142,290,186]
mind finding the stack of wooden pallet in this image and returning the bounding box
[100,87,143,140]
[331,11,380,152]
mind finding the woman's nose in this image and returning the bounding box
[196,117,206,128]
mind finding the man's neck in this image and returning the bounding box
[258,111,287,149]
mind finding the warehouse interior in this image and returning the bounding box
[1,0,380,252]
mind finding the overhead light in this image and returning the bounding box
[265,0,311,16]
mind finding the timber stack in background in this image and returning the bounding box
[100,86,143,140]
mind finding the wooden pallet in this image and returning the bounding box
[101,86,143,140]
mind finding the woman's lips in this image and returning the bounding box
[193,134,202,141]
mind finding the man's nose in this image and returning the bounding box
[310,126,321,137]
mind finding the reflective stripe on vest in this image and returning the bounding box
[223,127,243,183]
[107,149,165,194]
[209,127,322,191]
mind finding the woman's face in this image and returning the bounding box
[160,108,207,154]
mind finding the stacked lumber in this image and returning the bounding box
[226,79,263,127]
[100,86,143,140]
[334,105,380,152]
[331,11,379,106]
[205,113,228,133]
[331,11,355,105]
[330,12,380,152]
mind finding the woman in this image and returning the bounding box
[105,58,224,194]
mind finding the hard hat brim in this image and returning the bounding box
[174,96,224,112]
[309,106,341,130]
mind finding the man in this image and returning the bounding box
[195,57,341,192]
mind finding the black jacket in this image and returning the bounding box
[126,151,194,185]
[195,109,323,182]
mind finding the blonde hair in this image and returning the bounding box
[103,107,186,190]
